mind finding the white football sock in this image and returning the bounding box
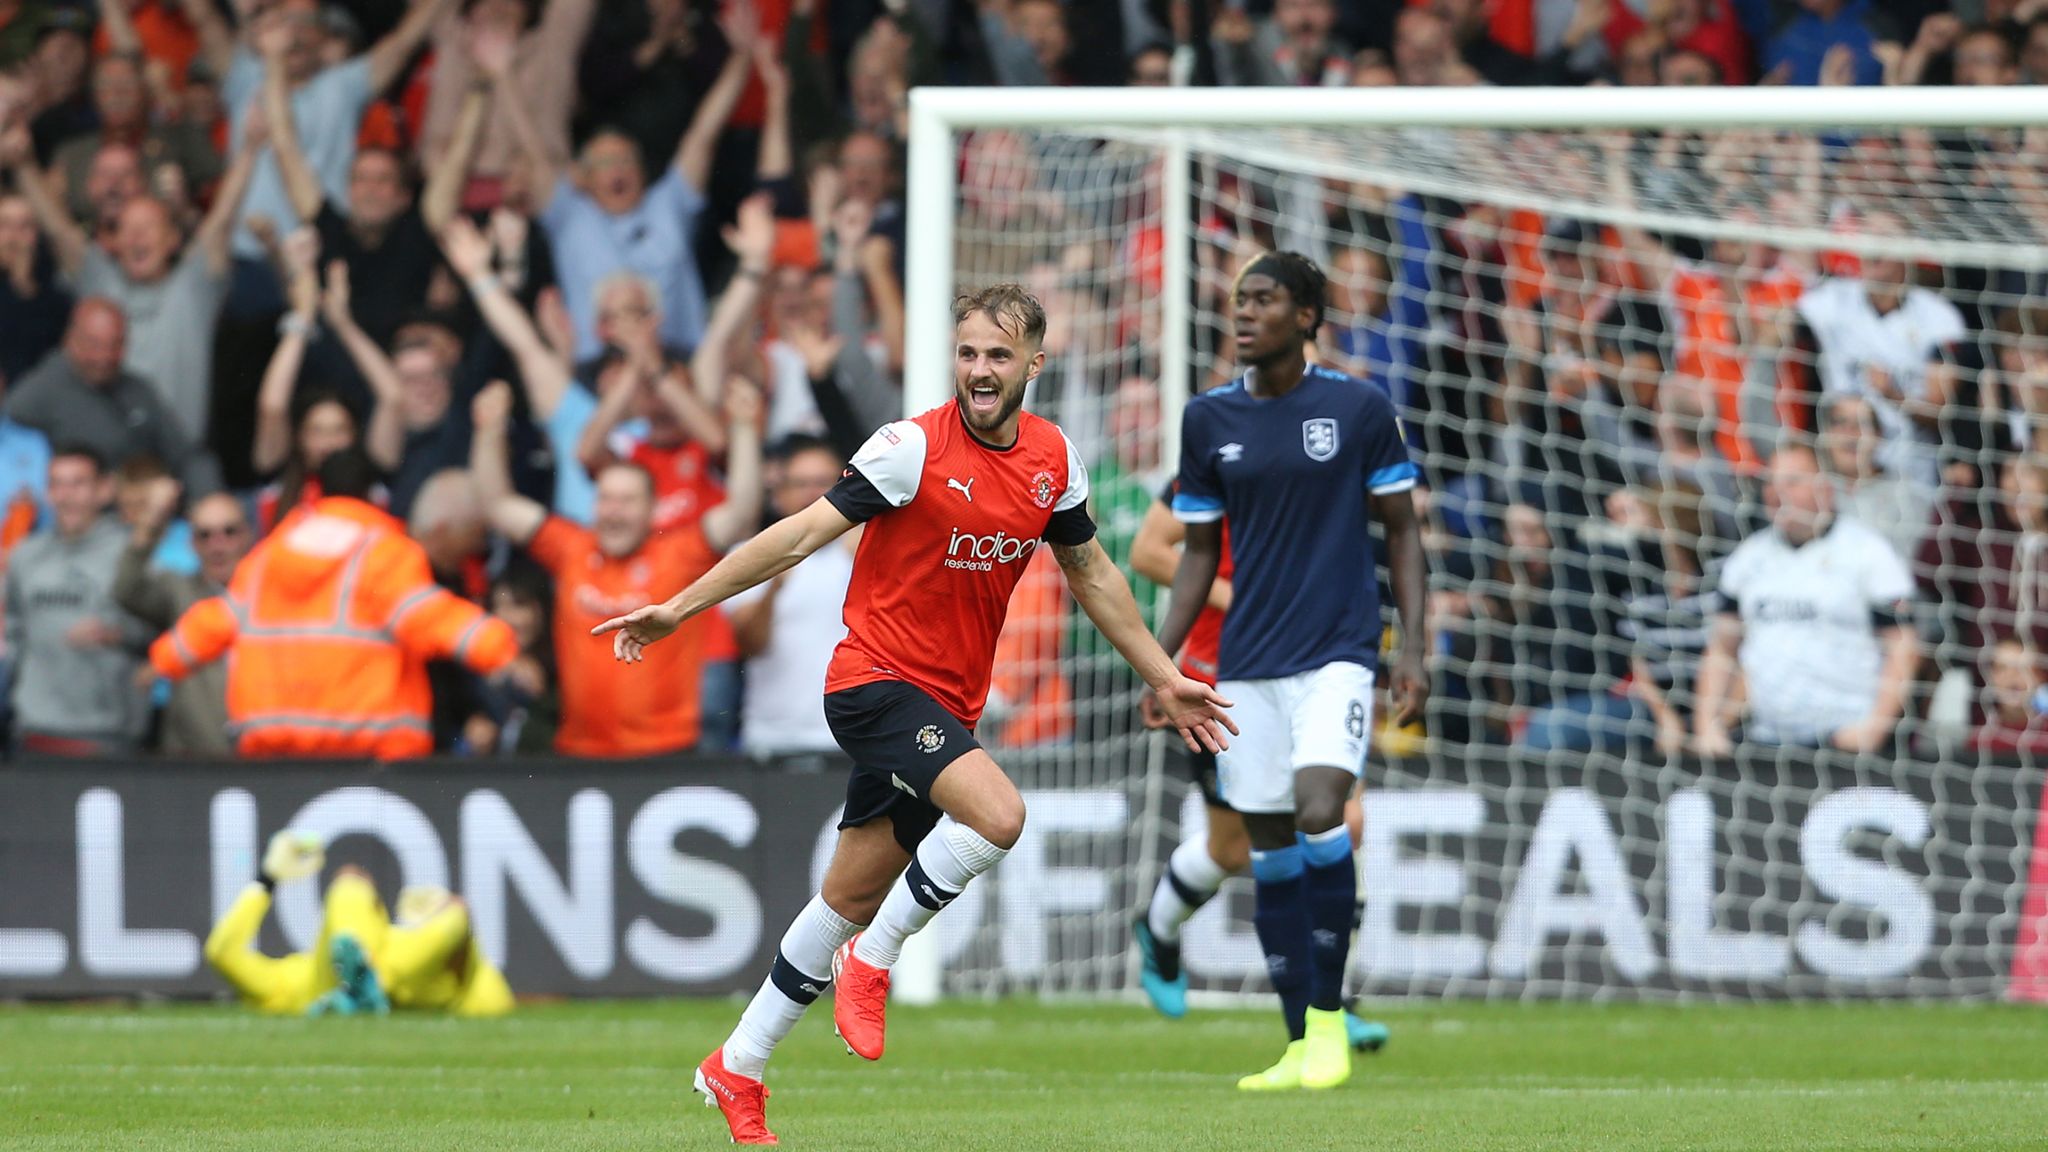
[723,895,863,1079]
[1147,835,1230,944]
[853,817,1008,969]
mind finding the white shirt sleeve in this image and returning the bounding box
[1716,538,1758,609]
[1055,430,1090,512]
[1912,289,1968,348]
[1858,525,1916,606]
[847,420,929,508]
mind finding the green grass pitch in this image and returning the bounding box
[3,999,2045,1150]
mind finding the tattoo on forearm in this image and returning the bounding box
[1052,541,1092,571]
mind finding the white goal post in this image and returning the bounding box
[898,85,2048,1003]
[905,85,2048,441]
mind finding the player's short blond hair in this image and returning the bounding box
[953,284,1047,347]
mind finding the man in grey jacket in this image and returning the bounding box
[4,445,151,755]
[3,298,221,496]
[114,476,250,756]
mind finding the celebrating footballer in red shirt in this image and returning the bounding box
[594,284,1235,1145]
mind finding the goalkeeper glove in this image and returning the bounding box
[261,830,326,889]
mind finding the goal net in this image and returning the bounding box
[908,89,2048,1001]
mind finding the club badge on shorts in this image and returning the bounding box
[1302,418,1339,461]
[914,724,946,754]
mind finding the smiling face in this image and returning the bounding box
[593,463,655,558]
[189,493,252,587]
[838,133,893,205]
[85,144,143,225]
[952,308,1043,442]
[48,452,111,537]
[112,197,179,283]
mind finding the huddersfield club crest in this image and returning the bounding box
[1302,418,1339,461]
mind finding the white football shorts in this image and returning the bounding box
[1215,661,1374,815]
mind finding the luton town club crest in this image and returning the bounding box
[1029,470,1057,509]
[1302,418,1339,461]
[915,724,946,754]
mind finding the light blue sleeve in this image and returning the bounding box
[546,384,599,526]
[648,166,707,227]
[1362,392,1418,495]
[539,173,584,235]
[313,55,374,122]
[223,48,263,111]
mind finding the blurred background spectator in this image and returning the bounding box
[114,470,246,754]
[725,432,851,761]
[6,443,148,754]
[0,0,2031,765]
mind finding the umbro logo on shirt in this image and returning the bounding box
[1219,443,1245,463]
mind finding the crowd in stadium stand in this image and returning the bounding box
[1,0,2047,761]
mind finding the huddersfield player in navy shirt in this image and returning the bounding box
[1157,252,1429,1092]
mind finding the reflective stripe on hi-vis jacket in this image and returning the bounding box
[151,497,517,759]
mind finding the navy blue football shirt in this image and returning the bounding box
[1171,365,1418,680]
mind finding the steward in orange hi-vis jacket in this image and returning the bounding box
[150,451,516,759]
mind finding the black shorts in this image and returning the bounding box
[1179,744,1228,810]
[824,680,982,855]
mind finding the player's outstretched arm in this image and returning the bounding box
[592,497,856,662]
[1373,485,1432,727]
[1052,538,1237,754]
[1153,519,1224,664]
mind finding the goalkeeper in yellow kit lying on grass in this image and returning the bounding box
[205,831,514,1018]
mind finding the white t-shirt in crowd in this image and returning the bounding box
[1797,278,1966,488]
[1717,515,1914,744]
[728,538,856,756]
[764,340,827,443]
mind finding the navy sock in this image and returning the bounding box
[1300,827,1357,1013]
[1250,844,1311,1041]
